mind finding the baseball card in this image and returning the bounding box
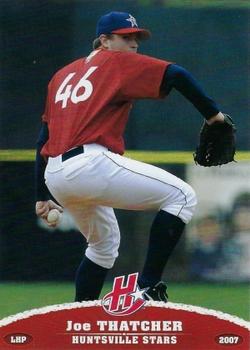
[0,1,249,349]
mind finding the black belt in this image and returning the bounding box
[62,146,84,161]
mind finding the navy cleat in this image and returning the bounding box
[143,281,168,302]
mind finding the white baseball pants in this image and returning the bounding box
[45,144,197,268]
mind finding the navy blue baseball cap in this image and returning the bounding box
[96,12,151,40]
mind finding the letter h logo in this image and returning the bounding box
[102,273,147,316]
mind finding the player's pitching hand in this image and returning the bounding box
[35,200,63,228]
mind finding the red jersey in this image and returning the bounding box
[41,49,170,157]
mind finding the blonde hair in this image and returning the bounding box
[92,34,113,50]
[92,38,102,50]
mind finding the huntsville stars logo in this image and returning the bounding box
[102,273,147,316]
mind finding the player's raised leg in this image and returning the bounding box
[95,152,197,301]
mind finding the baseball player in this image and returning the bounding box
[35,11,229,302]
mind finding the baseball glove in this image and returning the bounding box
[193,114,236,167]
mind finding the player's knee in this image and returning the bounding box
[162,183,197,224]
[85,241,120,269]
[181,184,197,223]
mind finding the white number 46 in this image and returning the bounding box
[55,66,98,109]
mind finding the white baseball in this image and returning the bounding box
[47,209,61,224]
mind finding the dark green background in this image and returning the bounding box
[1,0,249,150]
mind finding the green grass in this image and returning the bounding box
[0,282,249,321]
[165,282,250,320]
[0,282,74,319]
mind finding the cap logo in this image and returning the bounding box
[126,14,138,28]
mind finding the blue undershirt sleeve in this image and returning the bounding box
[35,122,51,201]
[161,64,220,119]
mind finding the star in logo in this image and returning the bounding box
[129,285,148,302]
[126,14,138,28]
